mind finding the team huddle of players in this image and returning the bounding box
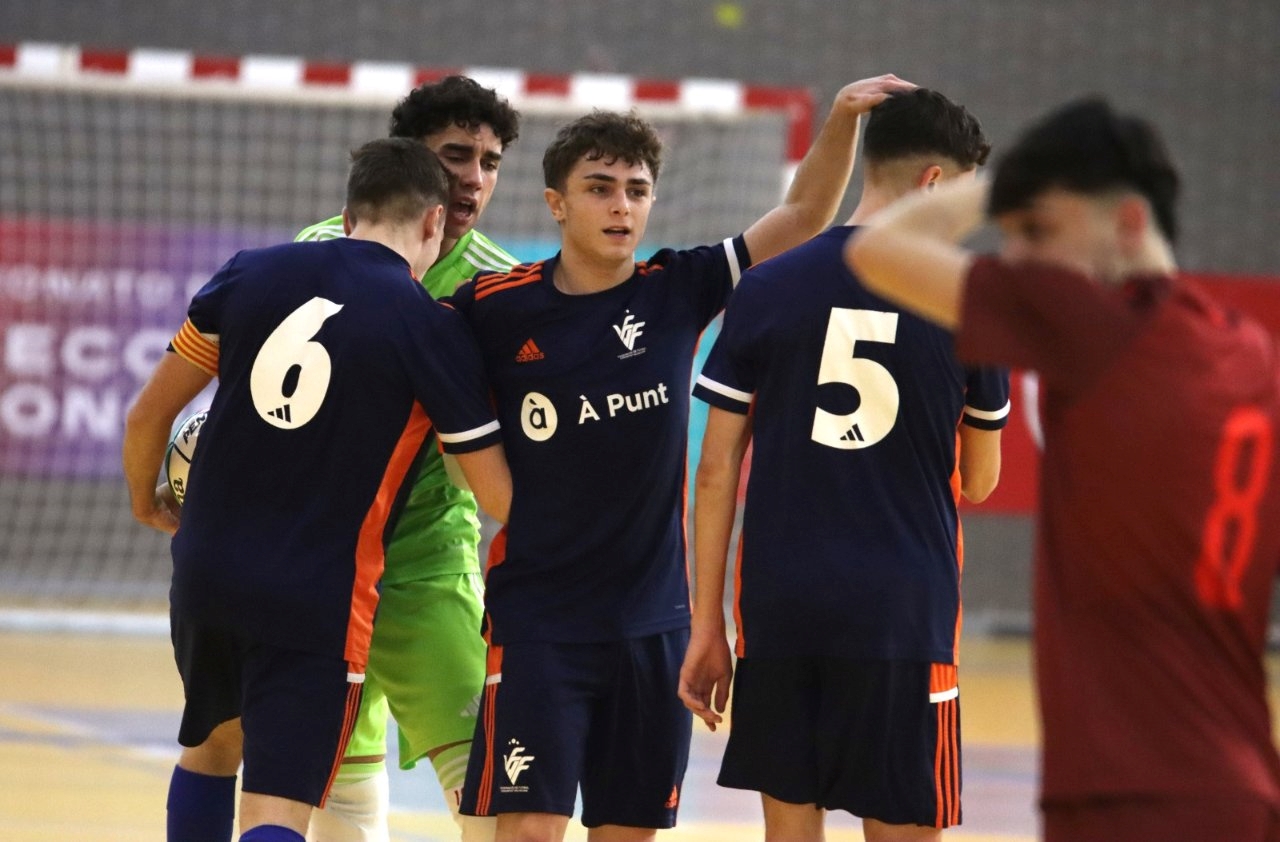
[123,67,1280,842]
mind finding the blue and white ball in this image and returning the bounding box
[165,409,207,505]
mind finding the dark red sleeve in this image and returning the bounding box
[956,256,1142,396]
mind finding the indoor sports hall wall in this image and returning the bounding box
[7,0,1277,275]
[2,0,1278,631]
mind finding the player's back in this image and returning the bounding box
[171,238,462,658]
[695,226,1008,662]
[1023,271,1280,802]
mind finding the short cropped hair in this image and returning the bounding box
[863,88,991,170]
[389,75,521,149]
[542,111,663,191]
[345,137,450,227]
[988,97,1180,243]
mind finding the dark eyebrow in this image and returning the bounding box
[583,172,652,187]
[437,142,502,162]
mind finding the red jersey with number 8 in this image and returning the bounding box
[957,256,1280,805]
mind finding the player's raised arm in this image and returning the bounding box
[742,74,916,265]
[844,176,989,330]
[122,351,214,535]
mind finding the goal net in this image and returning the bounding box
[0,43,808,624]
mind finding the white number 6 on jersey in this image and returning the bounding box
[250,297,344,429]
[811,308,899,450]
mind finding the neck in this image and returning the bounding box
[348,222,425,273]
[553,245,634,294]
[845,182,910,226]
[439,233,462,262]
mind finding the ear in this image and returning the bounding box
[423,203,445,243]
[1114,195,1149,251]
[544,187,566,223]
[341,207,354,236]
[917,164,944,191]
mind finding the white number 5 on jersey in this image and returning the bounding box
[811,308,899,449]
[250,297,344,429]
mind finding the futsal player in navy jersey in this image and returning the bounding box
[680,89,1007,842]
[123,138,512,842]
[847,99,1280,842]
[449,75,915,842]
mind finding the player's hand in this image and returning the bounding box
[678,623,734,732]
[131,482,181,536]
[833,74,917,116]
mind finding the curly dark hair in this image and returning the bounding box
[542,110,663,190]
[389,76,520,149]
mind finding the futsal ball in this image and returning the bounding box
[165,409,208,505]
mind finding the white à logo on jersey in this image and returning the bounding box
[613,311,646,351]
[520,391,558,441]
[504,740,535,784]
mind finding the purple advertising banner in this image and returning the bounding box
[0,218,287,477]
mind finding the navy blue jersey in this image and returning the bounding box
[692,227,1009,663]
[449,238,750,643]
[169,238,501,667]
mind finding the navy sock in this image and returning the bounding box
[239,826,306,842]
[166,765,237,842]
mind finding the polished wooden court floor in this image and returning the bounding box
[3,625,1273,841]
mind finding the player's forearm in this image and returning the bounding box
[744,74,915,264]
[692,458,749,627]
[958,426,1003,503]
[455,444,512,524]
[777,103,863,235]
[121,405,172,520]
[691,470,736,631]
[875,175,989,245]
[845,179,987,329]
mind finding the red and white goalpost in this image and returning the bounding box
[0,42,814,625]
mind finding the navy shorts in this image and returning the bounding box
[720,657,962,828]
[460,628,692,828]
[171,616,363,806]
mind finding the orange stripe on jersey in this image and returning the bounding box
[319,679,365,808]
[474,261,538,291]
[474,263,544,301]
[344,402,433,668]
[171,319,219,376]
[484,527,508,582]
[731,535,746,659]
[950,430,965,664]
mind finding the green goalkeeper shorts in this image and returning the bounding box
[342,572,487,772]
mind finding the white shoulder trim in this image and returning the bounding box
[964,400,1011,422]
[437,419,501,444]
[722,237,744,287]
[696,373,753,405]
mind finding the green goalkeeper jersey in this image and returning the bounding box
[295,217,517,582]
